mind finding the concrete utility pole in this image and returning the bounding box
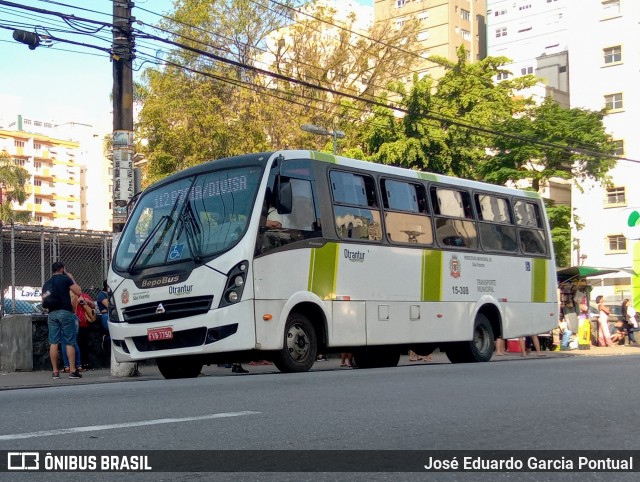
[112,0,136,233]
[111,0,137,377]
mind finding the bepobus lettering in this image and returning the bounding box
[141,275,180,288]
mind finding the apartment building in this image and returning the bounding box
[0,115,112,231]
[486,0,571,209]
[566,0,640,302]
[488,0,568,101]
[374,0,487,80]
[486,0,640,302]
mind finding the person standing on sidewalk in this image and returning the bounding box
[42,261,84,379]
[73,291,97,370]
[621,299,638,344]
[596,295,613,347]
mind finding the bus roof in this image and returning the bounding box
[146,150,540,200]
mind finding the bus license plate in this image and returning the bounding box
[148,327,173,341]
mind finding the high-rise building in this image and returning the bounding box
[566,0,640,302]
[486,0,571,210]
[374,0,487,80]
[487,0,569,105]
[0,114,112,231]
[487,0,640,303]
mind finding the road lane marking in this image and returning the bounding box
[0,411,260,441]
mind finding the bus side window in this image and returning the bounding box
[286,179,318,232]
[514,200,547,255]
[331,171,382,242]
[475,194,517,252]
[519,228,546,255]
[381,179,432,245]
[432,187,477,249]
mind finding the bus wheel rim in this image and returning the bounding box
[474,326,489,353]
[286,324,309,361]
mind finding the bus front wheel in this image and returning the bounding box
[273,313,317,373]
[156,356,203,379]
[445,314,494,364]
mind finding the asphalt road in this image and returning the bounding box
[1,354,638,481]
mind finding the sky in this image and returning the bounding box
[0,0,372,136]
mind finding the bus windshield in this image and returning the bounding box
[113,166,263,272]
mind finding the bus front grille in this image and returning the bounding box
[121,296,214,324]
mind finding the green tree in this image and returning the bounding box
[136,0,300,183]
[0,151,30,224]
[136,0,422,181]
[360,46,537,178]
[545,201,572,267]
[478,97,616,191]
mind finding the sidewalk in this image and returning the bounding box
[1,344,639,391]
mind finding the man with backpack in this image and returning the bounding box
[41,261,84,379]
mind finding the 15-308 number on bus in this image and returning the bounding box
[451,286,469,295]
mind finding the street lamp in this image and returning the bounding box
[301,124,345,154]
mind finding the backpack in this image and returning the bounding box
[41,279,60,310]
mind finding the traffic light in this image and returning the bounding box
[12,30,40,50]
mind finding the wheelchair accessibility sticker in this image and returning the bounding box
[168,243,184,261]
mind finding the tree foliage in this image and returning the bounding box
[359,46,538,178]
[545,201,572,268]
[478,97,616,191]
[136,0,421,183]
[0,151,30,224]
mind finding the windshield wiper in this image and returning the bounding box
[127,215,171,274]
[127,193,183,273]
[177,204,203,263]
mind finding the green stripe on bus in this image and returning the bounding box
[532,258,547,302]
[308,243,339,299]
[521,190,541,199]
[416,171,439,182]
[421,250,442,301]
[310,151,338,164]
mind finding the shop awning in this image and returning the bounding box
[557,266,620,282]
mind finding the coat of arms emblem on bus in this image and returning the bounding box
[449,255,461,278]
[121,289,129,304]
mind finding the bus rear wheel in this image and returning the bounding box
[445,314,494,364]
[353,348,401,369]
[156,356,203,379]
[273,313,317,373]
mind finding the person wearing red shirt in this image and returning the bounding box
[75,292,97,370]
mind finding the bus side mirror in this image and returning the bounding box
[277,181,293,214]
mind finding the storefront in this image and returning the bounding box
[557,267,619,347]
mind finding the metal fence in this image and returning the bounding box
[1,224,113,313]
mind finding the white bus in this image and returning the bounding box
[108,150,558,378]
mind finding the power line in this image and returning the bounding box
[134,27,631,162]
[1,0,634,163]
[133,0,603,156]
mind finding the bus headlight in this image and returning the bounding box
[219,261,249,308]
